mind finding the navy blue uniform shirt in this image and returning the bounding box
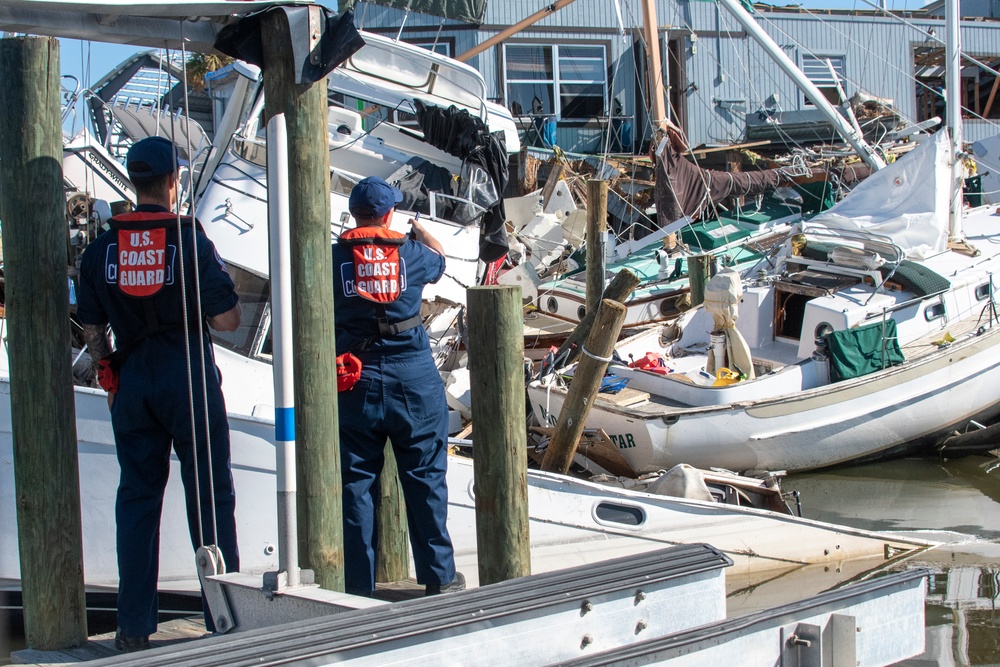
[332,234,445,355]
[77,205,238,355]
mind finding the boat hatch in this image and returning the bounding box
[774,270,859,342]
[594,502,647,527]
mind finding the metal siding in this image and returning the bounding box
[350,2,1000,148]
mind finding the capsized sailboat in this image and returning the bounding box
[528,130,1000,473]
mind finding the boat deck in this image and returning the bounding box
[898,310,995,359]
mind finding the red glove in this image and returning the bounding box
[336,352,362,392]
[97,358,119,394]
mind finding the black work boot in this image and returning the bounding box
[425,571,466,596]
[114,628,150,653]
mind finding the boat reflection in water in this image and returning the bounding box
[780,455,1000,666]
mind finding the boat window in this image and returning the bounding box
[594,502,646,527]
[924,302,946,322]
[545,296,558,314]
[503,43,607,121]
[975,282,993,301]
[577,305,587,320]
[211,262,270,359]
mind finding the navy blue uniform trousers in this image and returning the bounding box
[338,348,455,596]
[111,344,239,636]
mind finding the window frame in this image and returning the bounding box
[800,54,847,107]
[502,42,609,122]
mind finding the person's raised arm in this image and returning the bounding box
[409,217,445,257]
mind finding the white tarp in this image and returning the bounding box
[804,130,952,259]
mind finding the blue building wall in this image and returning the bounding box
[349,1,1000,151]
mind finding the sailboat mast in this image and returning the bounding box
[642,0,668,130]
[946,0,963,240]
[715,0,886,171]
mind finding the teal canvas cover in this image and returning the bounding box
[681,220,752,251]
[341,0,486,23]
[826,319,905,382]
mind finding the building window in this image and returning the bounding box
[801,54,846,106]
[408,40,452,57]
[503,43,607,120]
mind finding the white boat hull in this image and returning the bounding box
[529,324,1000,473]
[0,379,930,596]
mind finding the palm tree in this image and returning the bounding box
[186,53,234,92]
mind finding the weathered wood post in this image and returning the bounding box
[0,36,87,648]
[261,9,343,590]
[375,443,409,583]
[541,299,628,474]
[553,268,640,367]
[585,180,608,317]
[466,286,531,585]
[689,254,713,307]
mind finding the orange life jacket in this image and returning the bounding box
[339,226,408,303]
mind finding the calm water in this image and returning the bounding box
[3,454,998,665]
[782,454,1000,666]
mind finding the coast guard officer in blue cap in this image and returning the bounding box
[333,176,464,596]
[77,136,242,651]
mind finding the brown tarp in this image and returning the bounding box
[651,126,792,224]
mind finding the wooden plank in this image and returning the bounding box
[530,427,637,478]
[983,75,1000,118]
[12,617,208,665]
[596,386,651,407]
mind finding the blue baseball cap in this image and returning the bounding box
[126,136,187,179]
[349,176,403,220]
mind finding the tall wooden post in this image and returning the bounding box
[261,9,343,591]
[375,443,409,583]
[689,254,713,307]
[0,36,87,648]
[642,0,668,128]
[541,300,628,474]
[585,180,608,317]
[466,286,531,585]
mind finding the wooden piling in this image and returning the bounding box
[689,254,713,307]
[553,268,640,367]
[541,300,628,474]
[466,286,531,585]
[0,36,87,648]
[585,180,608,317]
[375,442,409,583]
[261,9,344,591]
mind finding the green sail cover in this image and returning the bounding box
[341,0,486,23]
[826,319,905,382]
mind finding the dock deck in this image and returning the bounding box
[10,581,426,665]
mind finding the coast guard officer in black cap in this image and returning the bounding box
[333,176,464,597]
[77,136,242,651]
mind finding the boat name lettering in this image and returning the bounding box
[610,433,637,449]
[86,150,130,193]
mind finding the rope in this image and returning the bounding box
[168,37,219,553]
[580,345,613,363]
